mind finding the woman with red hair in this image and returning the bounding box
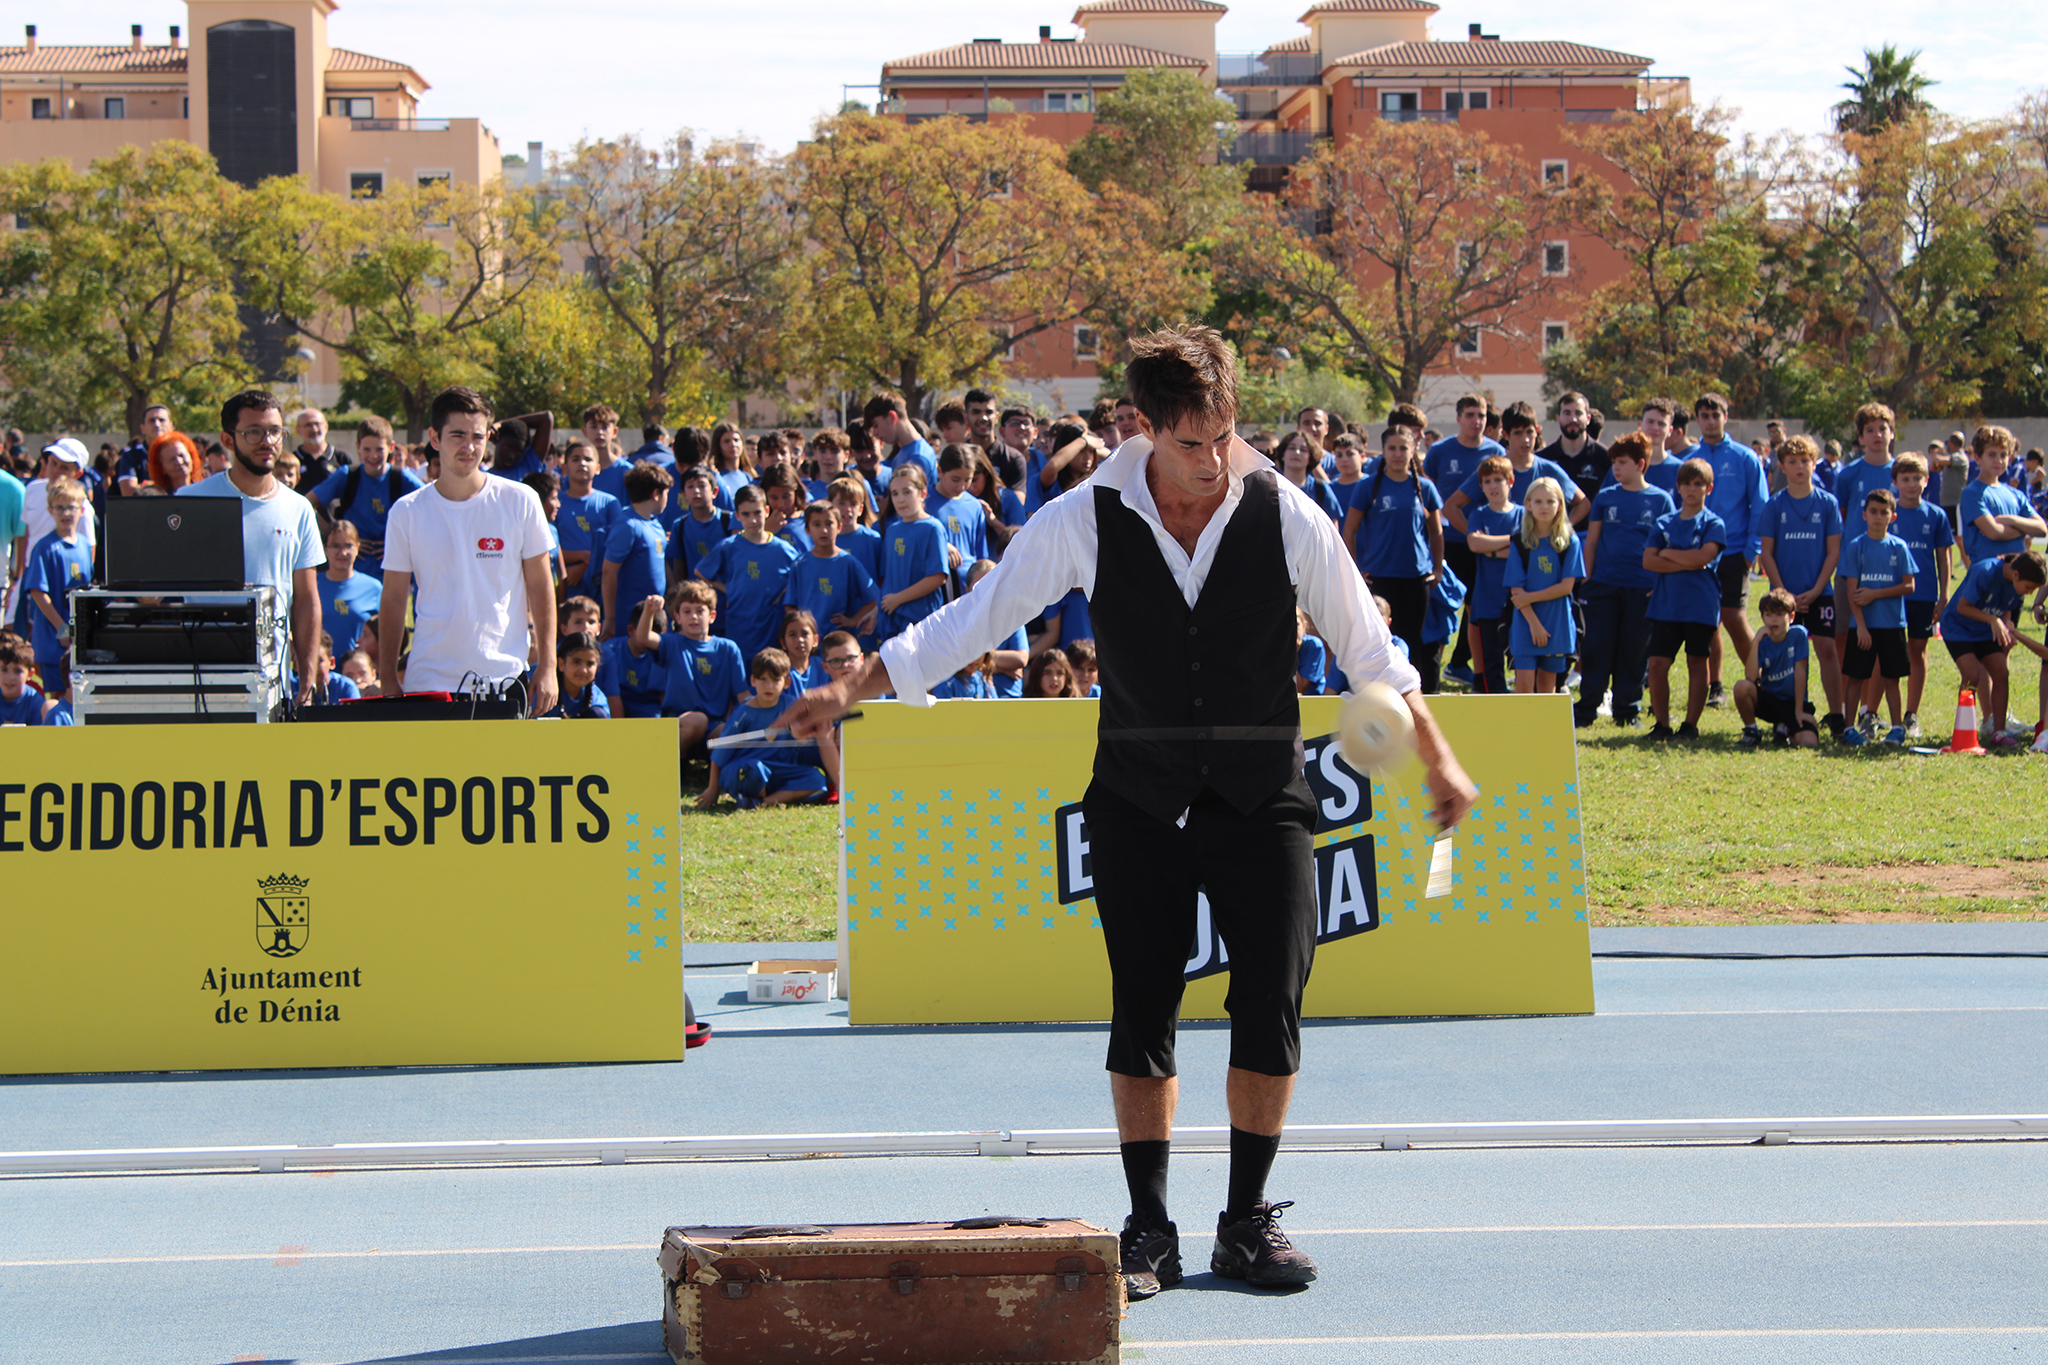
[147,431,200,494]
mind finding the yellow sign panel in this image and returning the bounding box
[0,721,682,1074]
[841,695,1593,1024]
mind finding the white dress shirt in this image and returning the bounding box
[880,435,1422,703]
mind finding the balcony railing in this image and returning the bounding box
[350,118,453,132]
[1378,109,1457,123]
[1216,52,1323,87]
[882,96,1093,120]
[1223,130,1329,166]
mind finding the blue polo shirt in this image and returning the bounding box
[1960,479,2033,565]
[316,570,384,659]
[21,530,95,663]
[1893,501,1954,603]
[1834,457,1896,526]
[1759,488,1842,598]
[1940,557,2028,645]
[1426,436,1502,545]
[598,635,668,718]
[655,631,747,717]
[784,548,878,635]
[556,489,622,591]
[601,514,669,636]
[1465,502,1524,617]
[1647,508,1727,625]
[1838,531,1915,630]
[1504,532,1584,658]
[308,464,426,574]
[1588,483,1674,591]
[698,533,803,667]
[1349,463,1442,579]
[1756,625,1809,699]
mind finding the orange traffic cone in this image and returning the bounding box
[1944,688,1986,756]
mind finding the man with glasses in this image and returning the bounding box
[177,390,326,705]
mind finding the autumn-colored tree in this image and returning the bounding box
[1214,120,1574,403]
[793,111,1196,412]
[0,142,257,435]
[1789,115,2044,414]
[481,277,720,430]
[253,177,561,439]
[559,136,803,425]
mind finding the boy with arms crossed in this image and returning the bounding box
[1890,453,1954,736]
[1577,433,1673,726]
[1460,456,1523,695]
[1642,459,1726,740]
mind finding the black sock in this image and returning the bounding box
[1225,1127,1282,1223]
[1120,1140,1171,1227]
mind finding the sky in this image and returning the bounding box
[39,0,2048,163]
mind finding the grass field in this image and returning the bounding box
[679,582,2048,942]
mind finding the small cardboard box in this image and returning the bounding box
[746,960,836,1004]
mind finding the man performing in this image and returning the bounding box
[788,325,1476,1298]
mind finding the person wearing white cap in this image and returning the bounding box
[6,439,97,635]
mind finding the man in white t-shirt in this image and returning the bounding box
[176,393,326,702]
[378,385,557,714]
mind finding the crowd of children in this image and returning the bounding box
[8,390,2046,786]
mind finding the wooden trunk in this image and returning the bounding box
[658,1217,1123,1365]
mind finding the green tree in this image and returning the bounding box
[1215,119,1575,404]
[1066,68,1244,242]
[0,142,257,436]
[794,111,1195,412]
[255,177,563,440]
[560,135,804,425]
[1834,46,1938,137]
[481,277,722,429]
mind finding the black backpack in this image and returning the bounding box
[336,463,407,521]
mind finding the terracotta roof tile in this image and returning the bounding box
[1300,0,1438,15]
[1074,0,1226,16]
[1332,39,1651,70]
[1263,34,1315,54]
[326,47,418,75]
[0,44,187,76]
[885,40,1206,72]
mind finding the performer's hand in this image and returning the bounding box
[1422,751,1478,833]
[528,673,558,719]
[784,679,857,740]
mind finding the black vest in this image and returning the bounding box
[1090,469,1301,822]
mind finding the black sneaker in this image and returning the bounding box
[1210,1200,1317,1287]
[1822,711,1847,739]
[1675,721,1700,740]
[1773,723,1792,746]
[1118,1215,1181,1300]
[1645,723,1674,741]
[1707,682,1727,708]
[1738,724,1761,749]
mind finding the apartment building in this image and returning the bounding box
[881,0,1690,416]
[1,1,499,405]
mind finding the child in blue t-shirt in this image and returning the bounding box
[22,477,94,700]
[928,445,989,593]
[545,631,611,719]
[1064,638,1101,697]
[666,466,733,598]
[879,466,948,640]
[697,485,804,667]
[1276,431,1343,522]
[704,648,836,809]
[1503,477,1583,693]
[778,610,828,694]
[553,441,621,594]
[786,501,879,641]
[602,463,672,638]
[1940,551,2048,746]
[0,639,52,725]
[1891,453,1955,736]
[1959,431,2042,569]
[1577,434,1672,726]
[1643,459,1727,740]
[316,521,384,660]
[598,629,667,719]
[1758,435,1845,731]
[1838,488,1917,744]
[1735,588,1818,748]
[1462,455,1525,695]
[635,579,749,762]
[1342,426,1445,691]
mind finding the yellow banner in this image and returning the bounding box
[0,721,682,1074]
[841,695,1593,1024]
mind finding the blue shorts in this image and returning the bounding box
[1521,653,1572,675]
[723,760,827,798]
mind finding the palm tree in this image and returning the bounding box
[1833,46,1936,137]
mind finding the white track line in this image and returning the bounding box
[1135,1327,2048,1347]
[10,1220,2046,1268]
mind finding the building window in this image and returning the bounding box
[104,97,126,120]
[1444,90,1489,112]
[1542,159,1569,189]
[1379,90,1419,120]
[1543,241,1569,275]
[1457,329,1482,357]
[1543,322,1569,352]
[328,96,376,118]
[31,98,52,119]
[182,97,189,118]
[417,172,451,225]
[1073,323,1098,361]
[349,172,384,200]
[983,169,1012,200]
[1044,91,1092,113]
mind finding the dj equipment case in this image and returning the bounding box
[659,1218,1123,1365]
[71,588,279,669]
